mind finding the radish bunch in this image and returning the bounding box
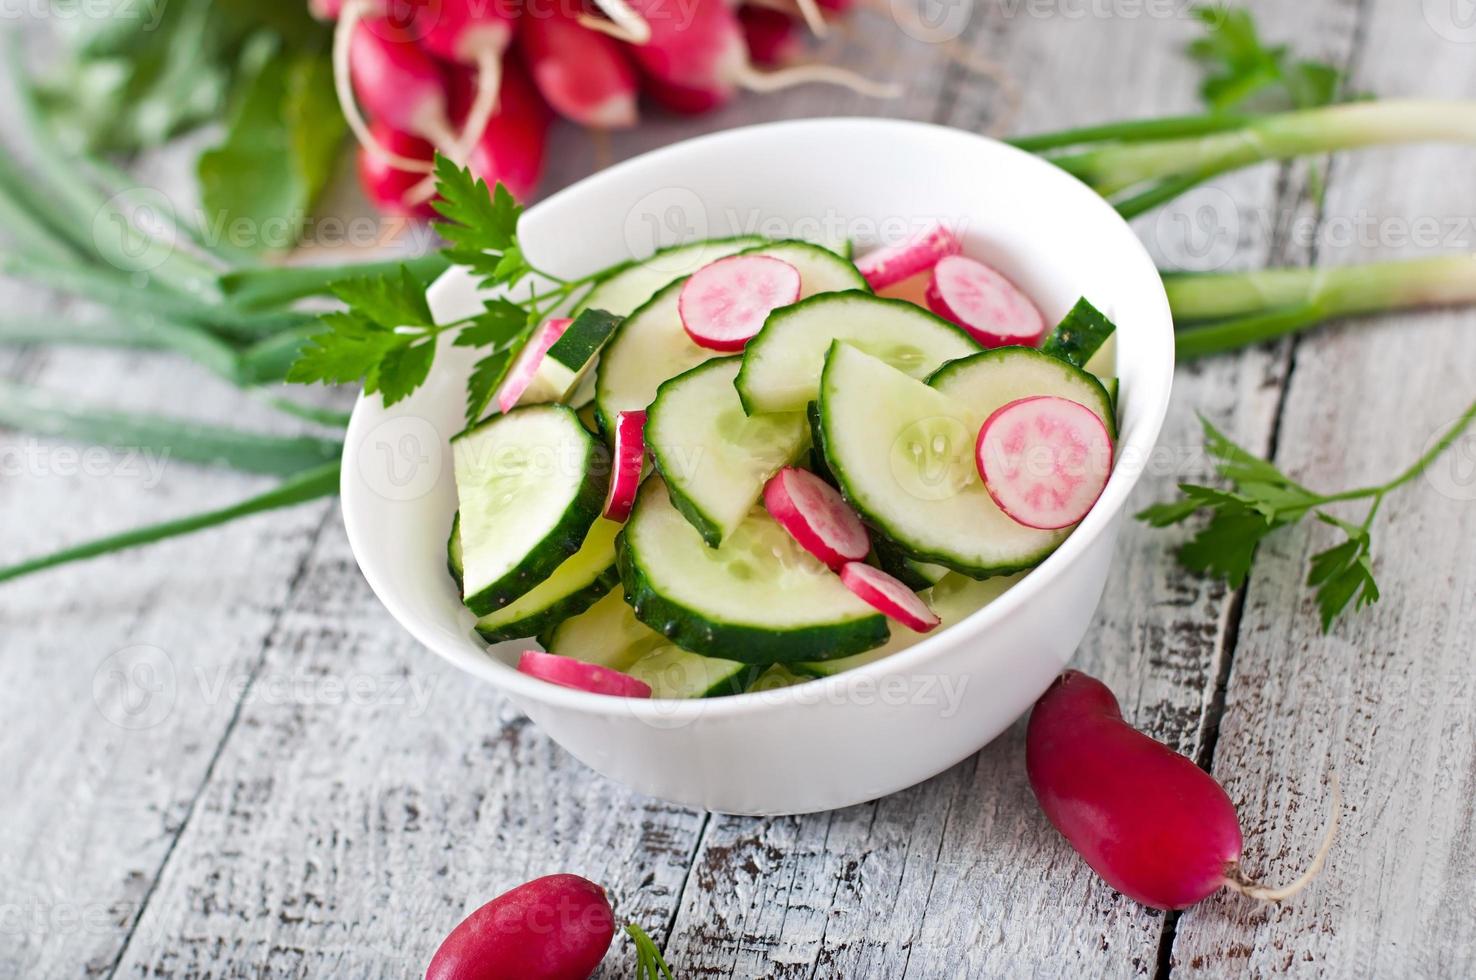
[315,0,897,216]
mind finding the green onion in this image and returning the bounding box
[0,312,242,381]
[220,253,453,310]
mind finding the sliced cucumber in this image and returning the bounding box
[927,346,1117,439]
[647,357,808,546]
[1040,297,1116,369]
[447,512,463,588]
[579,237,763,317]
[540,589,668,669]
[626,644,759,698]
[805,401,834,485]
[736,292,980,415]
[818,343,1068,578]
[795,572,1023,677]
[747,664,811,692]
[536,308,620,401]
[473,518,621,642]
[870,534,949,591]
[452,405,608,615]
[595,241,865,435]
[618,479,888,663]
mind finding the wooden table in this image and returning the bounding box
[3,1,1474,976]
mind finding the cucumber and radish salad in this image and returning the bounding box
[443,224,1121,699]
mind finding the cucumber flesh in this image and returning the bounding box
[647,357,808,546]
[795,572,1023,677]
[1040,297,1116,369]
[580,237,763,317]
[596,241,864,434]
[618,478,888,663]
[818,343,1068,578]
[473,518,621,642]
[737,292,980,415]
[927,345,1118,439]
[541,589,668,670]
[452,405,608,615]
[538,308,620,397]
[625,645,758,698]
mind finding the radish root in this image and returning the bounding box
[792,0,830,38]
[736,61,901,98]
[333,0,436,174]
[585,0,651,44]
[1223,773,1342,903]
[453,47,504,161]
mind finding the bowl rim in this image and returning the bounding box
[342,115,1176,722]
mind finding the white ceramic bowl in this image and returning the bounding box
[342,118,1174,816]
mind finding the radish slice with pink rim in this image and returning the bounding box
[495,317,572,413]
[855,224,961,290]
[603,410,647,522]
[839,563,940,633]
[517,651,652,698]
[763,467,869,571]
[678,255,801,352]
[976,395,1113,531]
[926,254,1046,348]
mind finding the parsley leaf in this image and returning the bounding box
[1189,6,1351,112]
[431,156,531,287]
[454,298,529,349]
[330,266,436,330]
[287,311,399,387]
[464,351,513,424]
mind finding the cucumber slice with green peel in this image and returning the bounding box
[794,571,1023,677]
[447,512,464,588]
[805,401,834,485]
[541,308,620,394]
[927,346,1118,439]
[625,645,760,698]
[618,479,888,664]
[452,405,609,615]
[747,664,811,692]
[595,242,866,435]
[736,292,980,415]
[737,239,868,295]
[473,518,622,642]
[1103,376,1120,417]
[647,357,808,546]
[1040,297,1117,370]
[540,589,668,670]
[818,343,1068,578]
[579,237,764,317]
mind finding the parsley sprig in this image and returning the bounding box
[289,155,618,422]
[1188,6,1350,113]
[1139,398,1476,631]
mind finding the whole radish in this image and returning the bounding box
[426,873,616,980]
[452,58,552,201]
[416,0,520,157]
[357,121,438,217]
[519,6,639,129]
[739,6,803,67]
[1026,670,1338,910]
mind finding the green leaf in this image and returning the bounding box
[432,155,521,255]
[454,299,528,349]
[1177,507,1280,588]
[377,341,436,407]
[1314,552,1379,632]
[465,350,513,424]
[286,312,399,387]
[329,267,437,330]
[1188,5,1350,112]
[197,48,346,257]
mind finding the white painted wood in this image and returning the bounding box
[1170,4,1476,975]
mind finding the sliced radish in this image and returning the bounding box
[839,562,940,633]
[926,254,1046,348]
[855,224,961,290]
[603,410,647,522]
[517,651,652,698]
[976,395,1113,531]
[678,254,802,352]
[496,317,572,413]
[763,467,869,571]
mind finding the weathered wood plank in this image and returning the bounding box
[661,2,1365,975]
[1170,6,1476,976]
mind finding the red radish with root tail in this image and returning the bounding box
[679,254,801,351]
[335,11,461,174]
[452,59,553,202]
[517,651,653,698]
[1026,670,1340,910]
[603,411,647,523]
[976,395,1113,530]
[839,562,940,633]
[416,0,520,162]
[519,6,639,129]
[856,224,961,290]
[927,254,1046,347]
[763,466,869,571]
[425,873,617,979]
[583,0,900,111]
[357,121,438,218]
